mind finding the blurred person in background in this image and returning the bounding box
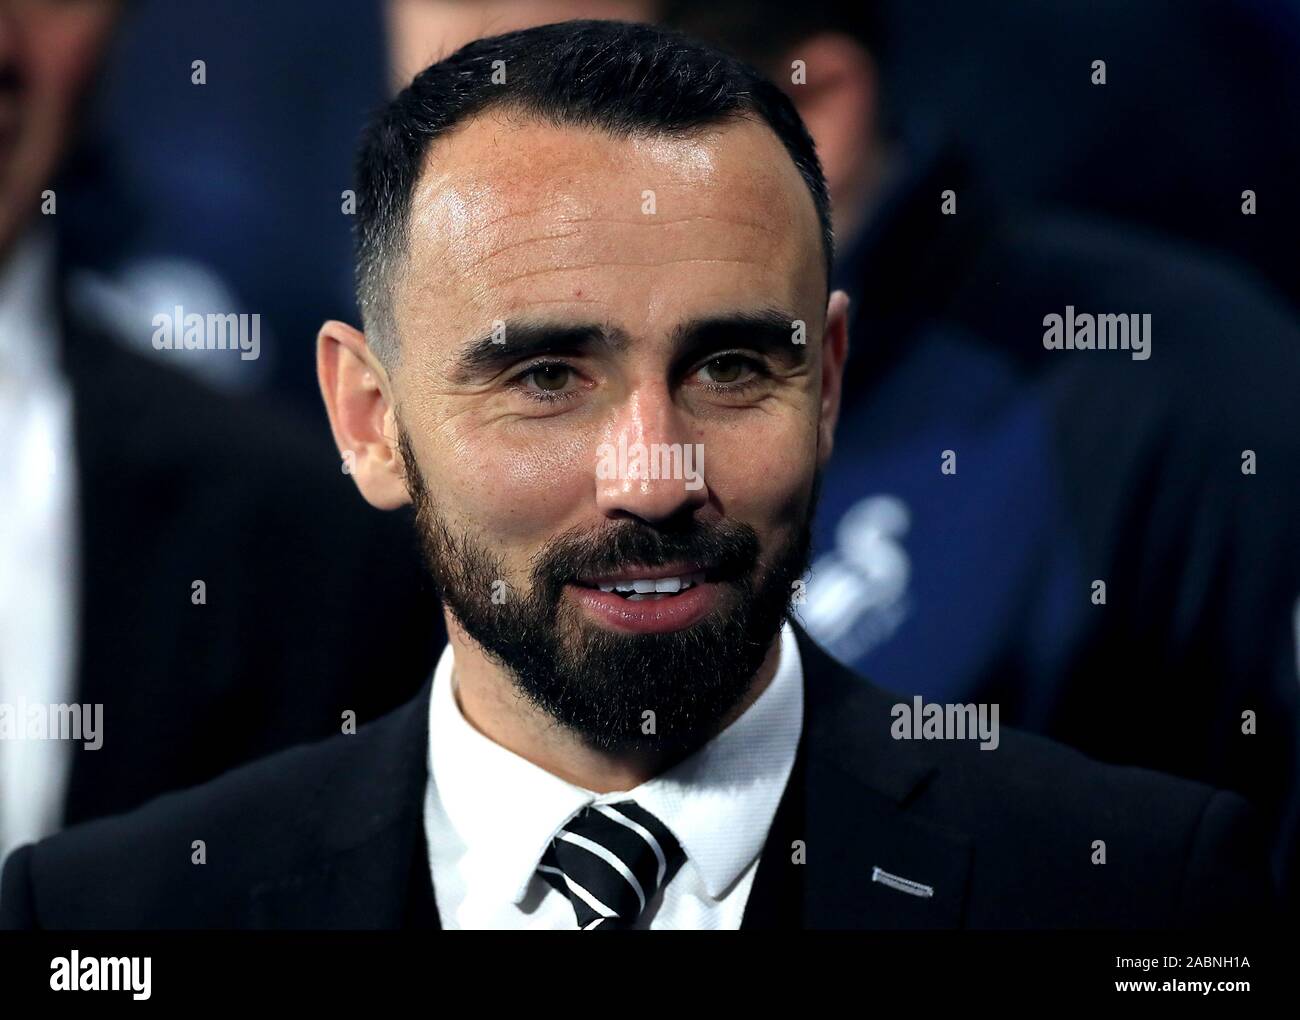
[872,0,1300,315]
[661,0,1300,907]
[0,0,441,874]
[0,20,1276,930]
[60,0,1300,393]
[34,0,1296,904]
[54,0,651,412]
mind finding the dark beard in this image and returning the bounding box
[399,430,814,756]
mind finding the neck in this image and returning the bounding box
[444,615,784,793]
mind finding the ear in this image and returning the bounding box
[316,320,411,509]
[817,289,851,468]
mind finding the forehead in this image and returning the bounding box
[394,109,825,363]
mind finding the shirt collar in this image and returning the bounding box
[0,225,60,382]
[428,620,804,905]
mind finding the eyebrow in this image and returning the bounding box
[448,306,807,383]
[668,307,810,372]
[449,320,630,383]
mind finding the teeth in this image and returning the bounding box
[590,573,708,596]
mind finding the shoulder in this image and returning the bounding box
[998,210,1294,323]
[64,315,357,514]
[797,630,1275,924]
[927,724,1271,925]
[986,212,1299,406]
[1,689,430,929]
[62,308,437,649]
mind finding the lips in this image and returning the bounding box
[568,563,719,631]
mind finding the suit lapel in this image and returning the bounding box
[742,625,972,928]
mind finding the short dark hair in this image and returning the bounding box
[354,18,833,366]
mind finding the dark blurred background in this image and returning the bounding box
[56,0,1300,410]
[6,0,1298,909]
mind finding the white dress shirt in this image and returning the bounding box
[424,620,804,929]
[0,227,79,868]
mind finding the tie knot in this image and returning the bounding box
[538,801,686,930]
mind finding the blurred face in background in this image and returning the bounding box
[0,0,120,261]
[386,0,652,90]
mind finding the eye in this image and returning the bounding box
[510,361,579,402]
[527,364,571,391]
[696,353,761,388]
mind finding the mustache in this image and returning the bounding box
[532,518,760,594]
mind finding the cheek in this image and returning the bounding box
[703,416,817,524]
[27,15,115,111]
[431,421,597,541]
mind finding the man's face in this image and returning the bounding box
[0,0,119,259]
[386,112,844,753]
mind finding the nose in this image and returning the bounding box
[594,381,709,526]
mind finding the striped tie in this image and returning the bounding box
[537,801,686,930]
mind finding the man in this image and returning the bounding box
[0,0,441,869]
[661,1,1300,906]
[1,20,1274,929]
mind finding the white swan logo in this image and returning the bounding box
[799,494,912,661]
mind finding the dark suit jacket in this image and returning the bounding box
[52,301,443,827]
[0,626,1274,929]
[827,130,1300,907]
